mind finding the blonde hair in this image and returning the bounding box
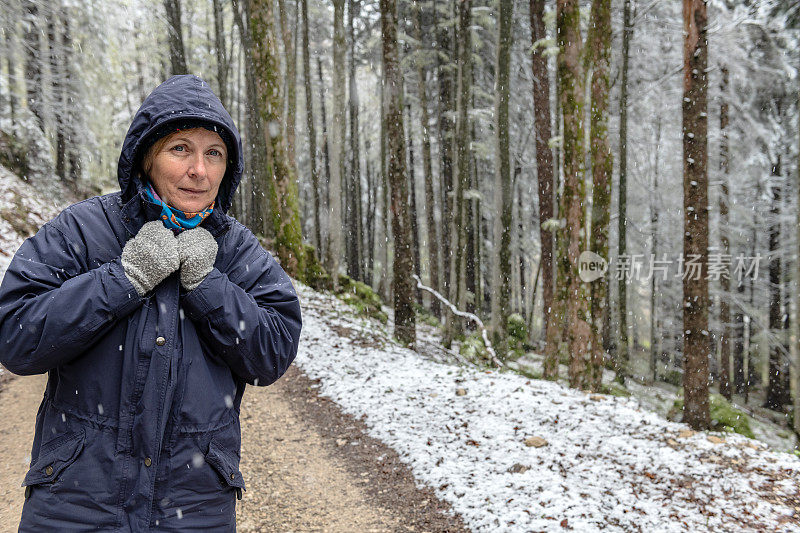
[140,134,174,177]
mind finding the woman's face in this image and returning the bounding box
[146,128,227,213]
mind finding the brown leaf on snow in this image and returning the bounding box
[507,463,531,474]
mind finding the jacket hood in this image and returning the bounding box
[117,75,244,213]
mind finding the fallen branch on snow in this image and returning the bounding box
[412,274,502,368]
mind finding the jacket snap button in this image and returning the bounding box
[45,465,53,476]
[155,337,166,346]
[144,457,152,467]
[230,472,235,480]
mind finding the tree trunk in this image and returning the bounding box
[364,131,376,287]
[412,1,440,317]
[616,0,633,384]
[444,0,471,346]
[465,109,482,317]
[650,119,662,383]
[795,81,800,441]
[277,0,297,167]
[164,0,188,75]
[465,106,476,316]
[734,278,746,394]
[527,256,543,340]
[587,0,612,390]
[682,0,710,430]
[249,0,306,278]
[47,16,67,183]
[327,0,346,287]
[317,57,332,243]
[212,0,229,107]
[543,109,565,374]
[233,0,268,233]
[516,166,526,321]
[490,0,513,358]
[228,18,240,221]
[238,9,257,216]
[555,0,592,390]
[62,15,81,189]
[435,0,455,309]
[718,66,732,401]
[406,103,422,304]
[781,190,792,412]
[745,220,759,404]
[230,34,243,222]
[4,3,20,124]
[22,0,44,131]
[766,155,790,410]
[346,0,363,281]
[379,67,391,302]
[530,0,555,357]
[380,0,416,347]
[354,0,365,283]
[301,0,321,253]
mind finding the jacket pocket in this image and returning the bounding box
[22,428,86,489]
[205,438,246,500]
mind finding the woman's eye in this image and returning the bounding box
[171,145,186,152]
[208,149,222,157]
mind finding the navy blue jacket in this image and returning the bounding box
[0,75,302,531]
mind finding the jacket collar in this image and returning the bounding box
[120,177,231,239]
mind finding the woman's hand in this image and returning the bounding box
[121,220,180,295]
[177,227,218,291]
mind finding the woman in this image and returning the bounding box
[0,74,302,531]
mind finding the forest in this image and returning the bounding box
[1,0,799,444]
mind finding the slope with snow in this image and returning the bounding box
[294,283,800,532]
[0,166,73,378]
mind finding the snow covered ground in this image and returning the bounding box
[294,282,800,532]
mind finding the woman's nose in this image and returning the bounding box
[187,153,207,178]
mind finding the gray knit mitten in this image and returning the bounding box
[177,227,219,291]
[121,220,180,296]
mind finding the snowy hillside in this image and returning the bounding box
[0,166,69,277]
[0,166,73,379]
[294,283,800,532]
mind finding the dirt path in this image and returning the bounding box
[0,367,466,533]
[0,373,43,532]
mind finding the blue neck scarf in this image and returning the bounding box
[144,182,215,233]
